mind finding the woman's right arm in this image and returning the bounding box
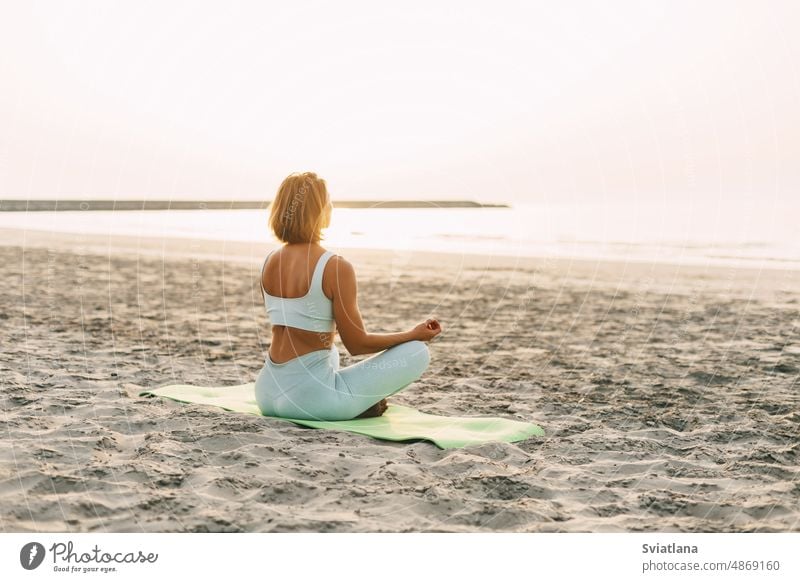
[330,256,439,356]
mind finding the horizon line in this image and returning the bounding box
[0,199,511,211]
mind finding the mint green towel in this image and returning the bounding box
[139,382,544,449]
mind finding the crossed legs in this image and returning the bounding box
[336,340,430,419]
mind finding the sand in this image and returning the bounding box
[1,227,798,532]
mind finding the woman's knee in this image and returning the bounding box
[395,340,430,375]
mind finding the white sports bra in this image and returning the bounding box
[259,249,336,333]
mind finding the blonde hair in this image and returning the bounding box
[269,172,329,244]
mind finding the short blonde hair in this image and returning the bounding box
[269,172,329,244]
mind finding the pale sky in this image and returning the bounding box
[1,1,798,204]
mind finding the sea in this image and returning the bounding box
[0,201,796,271]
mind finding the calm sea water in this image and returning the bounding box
[1,201,797,270]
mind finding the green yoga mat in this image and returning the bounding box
[139,382,544,449]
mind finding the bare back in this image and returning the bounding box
[262,242,383,361]
[262,244,337,363]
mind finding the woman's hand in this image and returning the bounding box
[412,318,442,342]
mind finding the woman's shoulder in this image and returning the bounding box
[322,252,355,282]
[324,251,351,270]
[319,251,354,299]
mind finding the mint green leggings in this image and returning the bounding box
[254,340,430,421]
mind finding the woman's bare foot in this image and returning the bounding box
[355,398,388,419]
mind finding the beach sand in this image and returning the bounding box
[1,227,798,532]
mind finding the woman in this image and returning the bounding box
[255,172,442,421]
